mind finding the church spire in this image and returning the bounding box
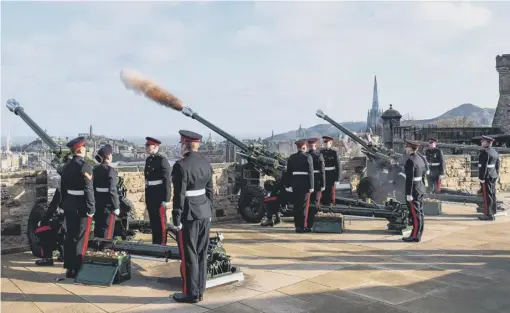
[372,75,379,111]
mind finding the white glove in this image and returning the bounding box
[56,208,64,214]
[439,175,444,179]
[309,189,314,193]
[285,187,293,192]
[388,180,394,184]
[320,187,325,192]
[37,221,42,227]
[209,217,212,222]
[479,180,485,184]
[334,182,338,187]
[426,170,430,175]
[113,209,120,216]
[174,224,183,231]
[87,213,94,217]
[406,195,413,201]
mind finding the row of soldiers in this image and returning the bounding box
[36,130,215,303]
[275,136,342,232]
[396,135,500,243]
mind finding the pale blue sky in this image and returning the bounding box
[2,1,509,139]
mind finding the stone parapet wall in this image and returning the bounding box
[117,163,240,222]
[440,155,510,192]
[1,170,48,253]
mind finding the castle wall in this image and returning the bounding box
[1,171,48,254]
[492,54,510,133]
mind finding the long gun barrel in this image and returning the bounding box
[316,109,401,160]
[6,99,59,150]
[394,139,510,153]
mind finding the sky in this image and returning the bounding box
[1,1,509,140]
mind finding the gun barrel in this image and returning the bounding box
[394,139,510,153]
[181,107,250,152]
[316,109,371,150]
[5,99,59,150]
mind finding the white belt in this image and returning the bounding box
[479,164,496,168]
[68,190,84,196]
[382,169,389,174]
[185,189,206,197]
[430,163,440,166]
[325,167,335,171]
[147,180,163,186]
[95,187,109,193]
[413,177,422,182]
[293,172,309,175]
[398,172,406,178]
[313,170,320,173]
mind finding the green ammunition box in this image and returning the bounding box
[312,214,345,233]
[75,253,131,286]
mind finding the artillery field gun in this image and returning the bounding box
[6,98,243,287]
[5,99,135,257]
[316,109,402,203]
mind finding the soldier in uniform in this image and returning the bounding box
[60,137,95,278]
[306,138,325,231]
[387,155,406,202]
[285,139,314,233]
[260,180,282,227]
[402,140,427,243]
[320,136,342,206]
[478,135,500,221]
[93,145,120,239]
[425,138,445,194]
[170,130,213,303]
[144,137,171,245]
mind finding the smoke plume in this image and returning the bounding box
[119,69,185,111]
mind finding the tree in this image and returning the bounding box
[436,116,479,127]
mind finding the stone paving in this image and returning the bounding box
[2,198,510,313]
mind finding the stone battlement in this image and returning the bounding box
[496,54,510,69]
[2,156,510,254]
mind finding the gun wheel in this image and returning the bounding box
[27,203,47,258]
[238,185,266,223]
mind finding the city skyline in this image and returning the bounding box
[2,2,509,138]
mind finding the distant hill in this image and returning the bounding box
[269,103,496,141]
[403,103,495,126]
[268,122,367,141]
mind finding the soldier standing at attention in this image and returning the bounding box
[320,136,342,206]
[285,139,314,233]
[402,140,427,243]
[478,135,500,221]
[306,138,325,231]
[170,130,213,303]
[93,145,120,239]
[144,137,171,245]
[61,137,95,278]
[425,138,445,194]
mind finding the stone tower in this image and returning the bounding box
[492,54,510,133]
[380,104,402,149]
[366,75,383,134]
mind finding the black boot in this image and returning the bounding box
[273,217,281,225]
[172,292,199,303]
[35,258,54,266]
[402,236,420,242]
[303,227,312,233]
[478,215,495,221]
[295,227,304,233]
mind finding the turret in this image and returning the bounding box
[380,104,402,150]
[492,54,510,133]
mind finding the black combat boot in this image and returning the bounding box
[65,269,76,279]
[35,258,54,266]
[303,227,312,233]
[402,236,420,242]
[172,292,199,303]
[274,215,281,225]
[295,227,304,233]
[478,215,495,221]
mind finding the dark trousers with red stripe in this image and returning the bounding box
[37,227,58,258]
[482,178,497,217]
[322,184,336,206]
[93,208,115,239]
[63,210,92,271]
[178,218,211,298]
[407,193,424,240]
[426,175,441,194]
[307,191,322,229]
[291,192,309,229]
[147,203,167,245]
[265,198,279,220]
